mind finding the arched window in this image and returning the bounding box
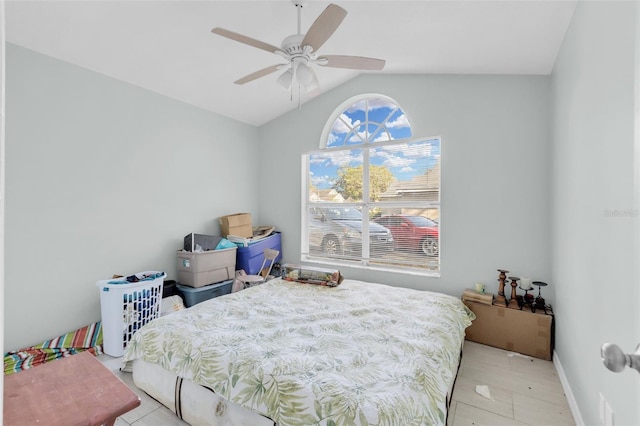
[321,95,412,148]
[302,94,441,275]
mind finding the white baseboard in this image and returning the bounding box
[554,350,585,426]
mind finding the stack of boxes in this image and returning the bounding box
[176,233,236,307]
[219,213,282,275]
[175,213,282,307]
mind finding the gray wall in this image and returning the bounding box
[550,2,639,426]
[1,1,6,367]
[5,43,260,352]
[258,74,552,299]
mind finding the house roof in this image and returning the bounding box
[309,189,345,203]
[380,161,440,200]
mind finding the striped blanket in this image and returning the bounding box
[4,322,103,375]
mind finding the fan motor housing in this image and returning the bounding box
[281,34,306,55]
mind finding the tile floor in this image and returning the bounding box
[448,341,575,426]
[99,341,576,426]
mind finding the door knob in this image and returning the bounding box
[601,343,640,373]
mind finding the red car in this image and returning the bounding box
[373,215,439,256]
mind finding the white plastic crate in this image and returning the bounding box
[96,271,165,357]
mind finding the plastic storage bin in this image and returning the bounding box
[236,232,282,275]
[96,271,165,357]
[177,280,233,307]
[177,247,237,288]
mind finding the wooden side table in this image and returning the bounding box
[4,351,140,426]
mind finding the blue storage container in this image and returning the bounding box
[236,232,282,275]
[177,280,233,307]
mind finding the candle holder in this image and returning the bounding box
[532,281,550,314]
[517,286,535,311]
[495,269,508,306]
[521,286,534,304]
[507,277,520,309]
[516,281,552,314]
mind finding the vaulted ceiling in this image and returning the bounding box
[6,1,577,126]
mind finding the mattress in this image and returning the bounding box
[123,278,474,425]
[132,359,275,425]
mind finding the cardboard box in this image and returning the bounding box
[463,300,553,360]
[176,247,236,288]
[219,213,252,238]
[462,288,494,305]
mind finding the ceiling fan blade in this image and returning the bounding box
[301,3,347,52]
[318,55,386,70]
[234,64,286,85]
[212,27,284,55]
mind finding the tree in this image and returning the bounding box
[332,165,394,201]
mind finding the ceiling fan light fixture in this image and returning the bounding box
[212,2,386,92]
[295,62,314,87]
[307,75,319,92]
[277,68,294,90]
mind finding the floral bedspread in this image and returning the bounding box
[123,279,475,426]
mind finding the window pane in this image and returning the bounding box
[373,139,440,203]
[328,113,357,147]
[305,206,395,263]
[308,149,363,203]
[369,207,440,271]
[385,108,412,140]
[325,98,411,148]
[306,140,440,272]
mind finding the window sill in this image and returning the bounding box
[300,255,441,278]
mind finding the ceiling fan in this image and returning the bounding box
[211,1,385,91]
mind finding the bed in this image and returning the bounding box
[122,278,475,426]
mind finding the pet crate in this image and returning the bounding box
[96,271,165,357]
